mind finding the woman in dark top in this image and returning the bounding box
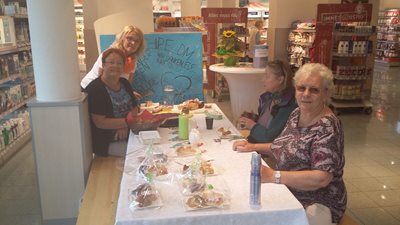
[86,48,139,157]
[239,60,297,143]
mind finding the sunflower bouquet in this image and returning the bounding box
[214,30,244,66]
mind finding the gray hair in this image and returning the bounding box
[293,63,334,94]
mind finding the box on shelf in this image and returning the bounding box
[0,16,16,48]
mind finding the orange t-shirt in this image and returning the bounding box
[124,56,136,74]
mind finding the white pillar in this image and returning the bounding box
[181,0,201,16]
[26,1,92,224]
[27,0,81,101]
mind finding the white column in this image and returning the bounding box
[26,1,92,224]
[181,0,201,16]
[27,0,81,101]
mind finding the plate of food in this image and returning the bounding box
[217,127,232,139]
[178,99,205,111]
[140,101,160,111]
[175,145,200,157]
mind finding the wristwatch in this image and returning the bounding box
[274,170,281,184]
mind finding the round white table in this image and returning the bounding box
[209,63,265,123]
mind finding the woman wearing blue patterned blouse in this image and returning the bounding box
[233,63,346,225]
[86,48,139,157]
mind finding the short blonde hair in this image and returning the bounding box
[111,25,146,57]
[293,63,334,94]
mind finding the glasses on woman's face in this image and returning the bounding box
[104,60,124,66]
[125,35,140,43]
[295,85,321,95]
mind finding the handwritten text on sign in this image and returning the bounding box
[133,33,203,104]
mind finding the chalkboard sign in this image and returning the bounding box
[134,32,204,104]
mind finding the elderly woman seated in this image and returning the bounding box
[233,63,346,225]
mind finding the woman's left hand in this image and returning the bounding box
[133,91,142,100]
[261,166,275,183]
[240,117,256,130]
[115,128,128,140]
[232,140,255,152]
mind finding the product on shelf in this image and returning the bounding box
[287,22,316,69]
[375,8,400,65]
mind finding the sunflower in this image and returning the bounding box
[223,30,236,38]
[213,30,244,60]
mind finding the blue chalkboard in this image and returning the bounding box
[133,33,204,104]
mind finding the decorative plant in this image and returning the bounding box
[214,30,244,59]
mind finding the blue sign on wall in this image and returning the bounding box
[133,32,204,104]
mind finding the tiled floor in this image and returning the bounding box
[0,64,399,225]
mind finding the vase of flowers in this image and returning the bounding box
[214,30,244,67]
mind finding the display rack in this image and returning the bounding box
[0,0,34,167]
[74,4,86,72]
[287,28,315,69]
[314,3,374,115]
[375,8,400,66]
[201,8,248,102]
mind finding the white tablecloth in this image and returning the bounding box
[115,104,309,225]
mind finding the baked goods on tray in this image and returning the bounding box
[129,183,162,210]
[178,99,205,111]
[185,189,226,210]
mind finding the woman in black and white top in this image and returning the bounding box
[86,48,139,157]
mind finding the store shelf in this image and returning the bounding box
[333,74,369,80]
[0,96,35,121]
[0,45,31,56]
[287,27,315,70]
[291,29,316,33]
[332,94,362,100]
[0,129,32,167]
[288,41,313,47]
[333,32,374,37]
[332,52,369,57]
[376,9,400,67]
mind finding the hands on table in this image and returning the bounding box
[232,140,255,152]
[239,116,256,130]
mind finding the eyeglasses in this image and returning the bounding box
[104,61,124,66]
[125,36,140,43]
[295,85,322,95]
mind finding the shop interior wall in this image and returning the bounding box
[206,0,238,8]
[380,0,399,10]
[93,9,153,54]
[83,0,153,72]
